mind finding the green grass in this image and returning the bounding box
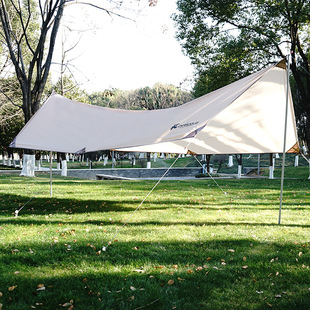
[0,172,309,309]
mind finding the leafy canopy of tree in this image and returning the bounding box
[0,103,23,155]
[173,0,310,150]
[88,83,193,110]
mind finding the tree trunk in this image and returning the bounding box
[146,152,151,169]
[228,155,233,167]
[235,154,242,178]
[206,155,211,173]
[20,151,35,177]
[269,153,274,179]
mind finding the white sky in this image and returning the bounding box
[52,0,194,93]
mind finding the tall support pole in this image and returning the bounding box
[49,151,53,197]
[279,55,291,224]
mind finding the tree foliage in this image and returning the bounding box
[88,83,193,110]
[0,76,24,153]
[134,83,193,110]
[0,0,67,123]
[52,74,90,103]
[0,103,24,154]
[174,0,310,150]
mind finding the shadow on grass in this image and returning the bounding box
[0,239,309,310]
[1,174,309,309]
[1,189,309,216]
[1,217,310,229]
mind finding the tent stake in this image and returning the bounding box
[279,55,291,225]
[50,151,53,197]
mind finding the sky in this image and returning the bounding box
[52,0,194,93]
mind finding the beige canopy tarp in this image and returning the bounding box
[10,61,299,154]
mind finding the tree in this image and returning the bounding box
[52,75,90,103]
[0,0,156,124]
[290,56,310,151]
[88,83,193,110]
[212,154,227,173]
[0,0,67,123]
[135,83,193,110]
[174,0,310,151]
[0,0,67,175]
[0,102,24,157]
[0,0,155,175]
[88,90,116,108]
[0,76,24,159]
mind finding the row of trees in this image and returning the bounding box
[88,83,193,110]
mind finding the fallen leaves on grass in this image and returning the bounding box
[61,303,71,307]
[167,280,174,285]
[8,285,17,291]
[133,269,145,273]
[61,299,74,307]
[37,284,45,291]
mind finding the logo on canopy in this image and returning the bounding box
[170,121,199,131]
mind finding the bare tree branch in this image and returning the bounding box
[0,88,22,108]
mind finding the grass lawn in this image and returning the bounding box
[0,171,309,309]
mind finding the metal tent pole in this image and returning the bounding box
[50,151,53,197]
[279,55,291,225]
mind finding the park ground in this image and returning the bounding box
[0,164,309,309]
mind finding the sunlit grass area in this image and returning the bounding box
[0,173,309,309]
